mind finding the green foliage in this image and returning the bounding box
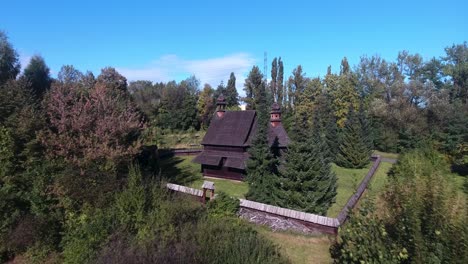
[225,72,239,107]
[336,108,372,168]
[244,66,265,110]
[279,118,337,214]
[61,165,288,264]
[332,148,468,263]
[443,42,468,103]
[330,201,405,263]
[62,207,116,264]
[195,218,289,264]
[0,127,19,258]
[0,31,20,85]
[245,95,282,205]
[21,55,52,100]
[383,148,468,263]
[330,58,359,128]
[158,77,200,130]
[197,83,215,129]
[207,192,240,218]
[114,165,146,231]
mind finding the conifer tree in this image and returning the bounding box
[314,91,339,162]
[335,107,372,168]
[280,113,337,214]
[0,32,21,85]
[225,72,239,107]
[21,55,52,100]
[245,85,281,205]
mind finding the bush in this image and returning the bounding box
[207,192,240,218]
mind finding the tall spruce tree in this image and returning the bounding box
[225,72,239,107]
[245,82,281,205]
[280,113,337,214]
[335,107,372,168]
[21,55,52,100]
[314,91,339,162]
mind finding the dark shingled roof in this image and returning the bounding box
[201,110,290,148]
[194,107,290,171]
[201,110,257,147]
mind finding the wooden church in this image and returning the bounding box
[192,95,290,180]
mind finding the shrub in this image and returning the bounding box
[207,191,240,218]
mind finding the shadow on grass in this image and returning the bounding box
[159,156,202,185]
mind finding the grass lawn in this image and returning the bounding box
[160,155,249,198]
[255,226,333,264]
[157,131,205,149]
[367,162,393,197]
[189,178,249,198]
[326,163,371,217]
[373,150,399,159]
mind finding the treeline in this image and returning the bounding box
[132,45,467,172]
[0,31,288,263]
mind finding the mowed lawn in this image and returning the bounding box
[160,155,249,198]
[326,163,370,217]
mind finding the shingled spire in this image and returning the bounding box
[216,95,227,118]
[270,102,281,127]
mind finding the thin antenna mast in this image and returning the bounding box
[264,51,268,83]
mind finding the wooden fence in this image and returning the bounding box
[337,155,382,224]
[166,155,382,235]
[159,148,203,159]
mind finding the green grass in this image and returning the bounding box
[189,178,249,198]
[367,162,393,197]
[157,131,205,149]
[160,156,249,198]
[255,226,332,264]
[326,163,371,217]
[373,150,399,159]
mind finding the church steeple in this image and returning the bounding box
[270,102,281,127]
[216,95,227,118]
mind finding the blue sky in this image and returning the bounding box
[2,0,467,95]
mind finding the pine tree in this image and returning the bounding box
[245,86,281,205]
[279,113,337,214]
[335,107,372,168]
[225,72,239,107]
[314,91,339,162]
[21,55,52,100]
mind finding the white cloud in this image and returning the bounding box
[117,53,256,96]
